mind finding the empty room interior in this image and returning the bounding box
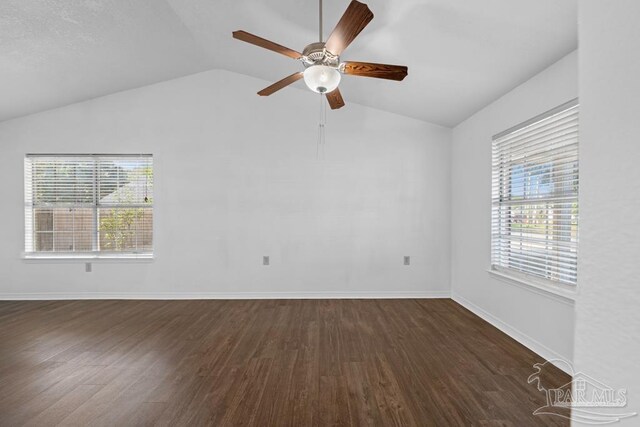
[1,0,639,426]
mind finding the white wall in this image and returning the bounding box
[573,1,640,423]
[450,51,578,363]
[0,69,451,299]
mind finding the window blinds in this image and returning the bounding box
[24,154,153,255]
[491,101,579,285]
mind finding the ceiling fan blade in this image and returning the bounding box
[257,72,304,96]
[232,30,302,59]
[325,1,374,56]
[326,88,345,110]
[342,61,408,81]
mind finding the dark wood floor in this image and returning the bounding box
[0,299,569,426]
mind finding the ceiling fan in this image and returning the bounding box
[232,0,408,110]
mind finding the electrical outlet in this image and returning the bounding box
[404,256,410,266]
[85,262,92,273]
[263,256,270,266]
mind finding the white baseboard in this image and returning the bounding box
[0,290,451,301]
[452,293,573,375]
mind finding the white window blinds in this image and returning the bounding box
[491,100,579,285]
[24,154,153,256]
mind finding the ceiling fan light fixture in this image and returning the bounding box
[303,65,341,94]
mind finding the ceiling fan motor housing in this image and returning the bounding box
[302,42,340,68]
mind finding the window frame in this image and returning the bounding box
[23,153,154,261]
[490,99,579,296]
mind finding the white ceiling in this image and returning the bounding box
[0,0,577,127]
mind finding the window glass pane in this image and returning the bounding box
[32,160,94,204]
[33,208,95,252]
[35,232,53,252]
[55,232,74,252]
[98,207,152,252]
[99,159,153,205]
[74,232,94,252]
[34,209,53,232]
[138,208,153,251]
[73,208,94,233]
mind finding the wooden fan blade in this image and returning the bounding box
[325,1,374,56]
[342,61,408,81]
[326,88,345,110]
[232,30,302,59]
[258,72,304,96]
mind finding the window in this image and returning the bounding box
[24,154,153,258]
[491,100,578,286]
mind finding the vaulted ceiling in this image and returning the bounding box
[0,0,577,127]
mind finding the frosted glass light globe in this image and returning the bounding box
[303,65,341,94]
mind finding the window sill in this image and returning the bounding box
[21,253,154,263]
[487,267,576,303]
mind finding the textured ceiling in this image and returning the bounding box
[0,0,577,126]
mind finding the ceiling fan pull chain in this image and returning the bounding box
[322,93,327,157]
[317,93,326,160]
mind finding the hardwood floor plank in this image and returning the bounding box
[0,299,570,426]
[24,384,103,427]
